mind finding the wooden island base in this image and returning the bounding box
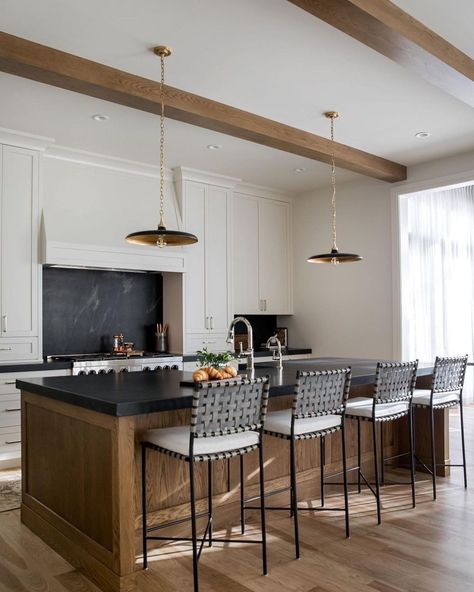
[20,376,448,592]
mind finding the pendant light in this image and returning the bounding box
[307,111,362,264]
[125,46,198,247]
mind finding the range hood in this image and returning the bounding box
[40,151,186,273]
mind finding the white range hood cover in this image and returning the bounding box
[41,148,186,272]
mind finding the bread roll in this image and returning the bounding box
[207,367,220,379]
[225,365,238,377]
[193,369,209,381]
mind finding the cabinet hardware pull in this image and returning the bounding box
[4,408,21,412]
[2,315,7,333]
[265,299,267,311]
[5,440,21,445]
[3,381,16,385]
[205,316,209,330]
[210,316,214,330]
[0,347,12,351]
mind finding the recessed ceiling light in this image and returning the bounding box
[415,131,431,139]
[294,167,306,173]
[92,114,110,122]
[207,144,223,150]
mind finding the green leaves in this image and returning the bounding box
[196,347,234,369]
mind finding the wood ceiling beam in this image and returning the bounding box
[288,0,474,107]
[0,31,406,182]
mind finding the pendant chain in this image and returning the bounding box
[158,53,166,230]
[330,116,337,251]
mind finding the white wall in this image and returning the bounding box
[282,177,394,359]
[284,149,474,360]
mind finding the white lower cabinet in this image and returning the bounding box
[182,179,231,353]
[0,368,72,467]
[233,193,293,315]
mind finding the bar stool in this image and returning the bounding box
[345,361,418,524]
[244,368,352,559]
[141,377,269,592]
[412,355,468,500]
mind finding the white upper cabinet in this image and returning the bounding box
[233,193,293,315]
[0,143,41,360]
[182,177,232,353]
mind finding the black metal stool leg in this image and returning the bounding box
[258,439,268,575]
[290,438,300,559]
[459,401,468,488]
[408,407,416,508]
[430,406,437,501]
[240,454,245,534]
[208,460,213,547]
[289,442,294,518]
[141,443,148,569]
[189,460,199,592]
[320,436,325,507]
[372,420,381,524]
[357,418,362,493]
[380,421,385,486]
[341,422,350,538]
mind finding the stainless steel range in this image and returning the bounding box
[48,353,183,375]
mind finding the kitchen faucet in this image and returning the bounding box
[226,316,254,372]
[266,334,283,369]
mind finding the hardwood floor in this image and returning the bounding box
[1,406,473,592]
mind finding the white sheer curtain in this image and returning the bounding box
[401,183,474,362]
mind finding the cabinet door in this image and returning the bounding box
[258,199,292,314]
[183,181,207,334]
[0,145,38,336]
[205,186,229,334]
[232,194,260,314]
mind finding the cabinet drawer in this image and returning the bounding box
[0,378,19,395]
[0,426,21,447]
[0,396,21,427]
[0,339,38,361]
[186,333,230,354]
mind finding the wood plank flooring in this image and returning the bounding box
[1,406,473,592]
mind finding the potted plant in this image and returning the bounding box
[192,347,238,381]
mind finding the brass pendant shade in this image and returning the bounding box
[307,112,362,265]
[125,46,198,248]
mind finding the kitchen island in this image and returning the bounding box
[18,358,441,592]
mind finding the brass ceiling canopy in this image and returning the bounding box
[307,111,362,265]
[125,46,198,248]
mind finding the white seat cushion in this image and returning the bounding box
[143,426,259,457]
[264,409,341,436]
[412,389,460,407]
[345,397,409,419]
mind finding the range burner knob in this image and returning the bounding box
[78,370,87,376]
[171,365,179,370]
[120,368,129,373]
[143,366,151,372]
[107,369,115,374]
[98,369,107,374]
[89,370,97,375]
[154,366,163,372]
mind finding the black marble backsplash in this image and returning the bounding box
[43,267,163,356]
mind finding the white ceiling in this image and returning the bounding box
[0,0,473,193]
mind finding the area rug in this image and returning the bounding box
[0,469,21,512]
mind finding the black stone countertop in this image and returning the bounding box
[17,357,433,417]
[182,348,312,363]
[0,360,73,373]
[2,348,312,373]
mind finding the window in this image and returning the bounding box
[399,182,474,362]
